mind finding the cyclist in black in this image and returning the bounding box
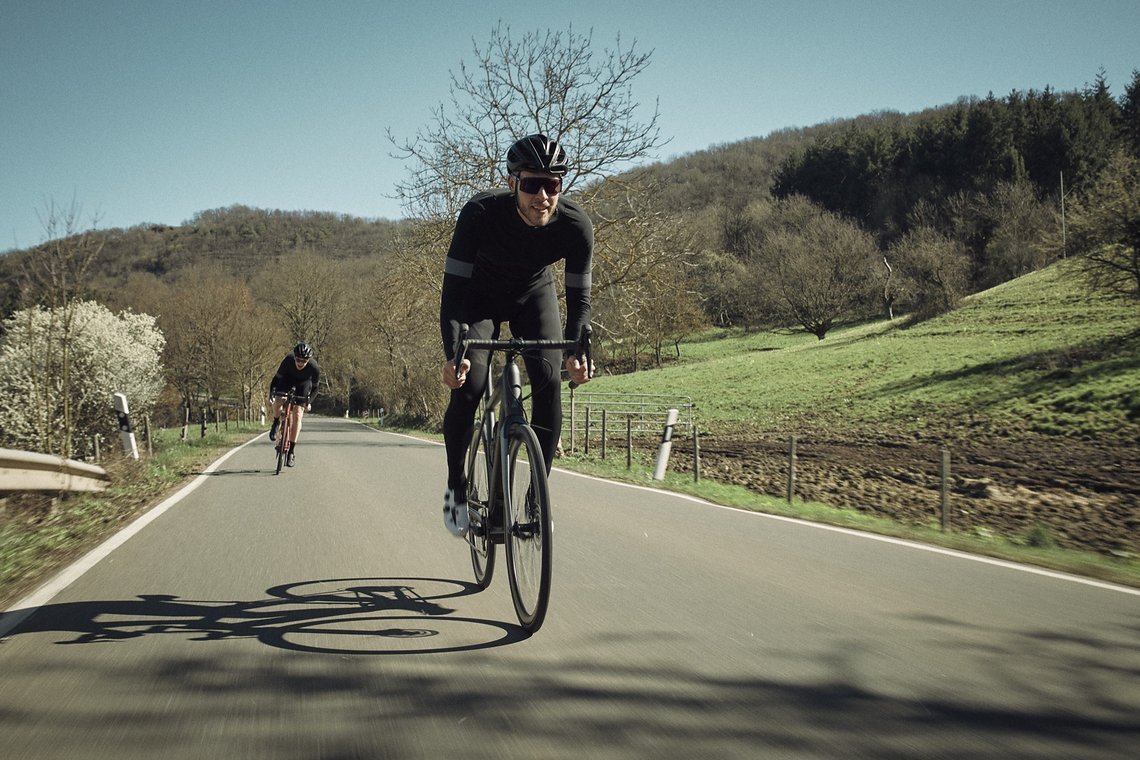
[439,133,594,537]
[268,342,321,467]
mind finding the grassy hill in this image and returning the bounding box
[594,258,1138,442]
[568,258,1138,579]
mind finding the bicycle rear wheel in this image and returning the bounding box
[504,424,552,632]
[465,419,496,588]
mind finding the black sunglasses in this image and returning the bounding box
[515,176,562,195]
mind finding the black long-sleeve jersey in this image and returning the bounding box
[269,354,321,401]
[439,189,593,359]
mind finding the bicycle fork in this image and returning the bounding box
[495,360,530,539]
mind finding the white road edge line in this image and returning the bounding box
[555,466,1140,597]
[368,426,1139,598]
[4,424,1135,642]
[1,434,267,637]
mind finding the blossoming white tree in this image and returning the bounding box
[0,300,165,458]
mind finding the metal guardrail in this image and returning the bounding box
[0,447,109,493]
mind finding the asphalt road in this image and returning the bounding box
[2,416,1138,759]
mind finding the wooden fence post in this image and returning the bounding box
[787,434,797,503]
[584,407,591,456]
[626,417,632,469]
[601,409,607,460]
[693,426,700,482]
[940,448,951,531]
[568,389,575,454]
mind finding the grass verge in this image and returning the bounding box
[0,424,264,610]
[550,448,1140,589]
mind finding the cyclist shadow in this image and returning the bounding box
[1,577,528,654]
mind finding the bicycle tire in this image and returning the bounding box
[465,419,496,588]
[275,404,291,475]
[275,435,286,475]
[503,424,552,632]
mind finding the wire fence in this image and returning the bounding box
[565,390,694,454]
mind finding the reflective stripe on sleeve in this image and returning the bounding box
[444,258,474,278]
[566,270,592,289]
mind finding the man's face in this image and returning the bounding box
[294,356,309,369]
[510,170,562,227]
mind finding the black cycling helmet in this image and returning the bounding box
[506,134,568,176]
[293,342,313,360]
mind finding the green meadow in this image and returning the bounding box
[592,258,1138,441]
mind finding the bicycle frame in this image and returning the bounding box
[273,391,305,474]
[476,349,529,539]
[455,324,591,632]
[458,328,589,536]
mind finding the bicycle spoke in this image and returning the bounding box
[466,420,495,588]
[505,425,552,632]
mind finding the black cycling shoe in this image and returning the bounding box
[269,418,279,441]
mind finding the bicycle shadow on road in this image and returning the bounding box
[0,577,528,654]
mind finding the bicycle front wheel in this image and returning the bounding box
[275,430,287,475]
[504,424,552,632]
[465,419,495,588]
[274,407,291,475]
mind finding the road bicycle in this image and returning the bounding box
[454,323,591,633]
[271,390,307,475]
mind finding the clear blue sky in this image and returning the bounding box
[2,0,1137,253]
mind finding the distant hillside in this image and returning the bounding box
[631,112,897,216]
[0,205,410,314]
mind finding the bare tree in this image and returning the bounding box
[388,22,665,221]
[256,249,350,350]
[363,228,451,424]
[222,295,285,419]
[978,180,1058,288]
[881,256,898,320]
[1064,150,1140,299]
[887,227,972,321]
[20,198,104,310]
[314,259,385,414]
[378,22,670,414]
[588,174,704,368]
[751,196,880,339]
[158,265,283,420]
